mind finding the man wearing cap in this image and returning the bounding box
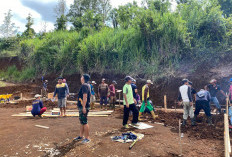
[31,94,47,117]
[131,79,138,102]
[109,81,117,109]
[178,79,195,126]
[74,74,91,144]
[90,81,97,110]
[207,79,226,114]
[53,77,69,116]
[123,76,139,128]
[98,78,109,110]
[194,86,212,125]
[138,80,158,121]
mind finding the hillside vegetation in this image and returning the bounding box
[0,0,232,82]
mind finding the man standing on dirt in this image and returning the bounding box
[98,78,109,110]
[131,79,138,103]
[109,81,117,109]
[178,79,195,126]
[207,79,226,114]
[188,81,197,102]
[74,74,91,144]
[53,77,69,117]
[194,87,212,125]
[42,80,48,98]
[123,76,139,128]
[90,81,97,110]
[138,80,158,121]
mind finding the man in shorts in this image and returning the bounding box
[90,81,97,110]
[53,77,69,116]
[74,74,91,144]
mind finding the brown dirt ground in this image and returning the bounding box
[0,104,224,157]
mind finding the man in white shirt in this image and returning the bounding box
[178,79,195,126]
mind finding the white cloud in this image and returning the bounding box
[0,0,177,34]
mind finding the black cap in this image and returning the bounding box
[83,74,90,83]
[58,76,63,80]
[125,76,133,82]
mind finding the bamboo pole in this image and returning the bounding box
[164,95,167,113]
[179,119,182,156]
[224,114,230,157]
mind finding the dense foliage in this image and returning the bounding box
[0,0,232,81]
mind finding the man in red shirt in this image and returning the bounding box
[109,81,117,110]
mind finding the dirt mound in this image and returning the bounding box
[153,111,224,140]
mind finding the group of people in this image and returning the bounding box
[178,78,228,126]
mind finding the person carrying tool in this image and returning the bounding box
[123,76,139,129]
[31,94,47,117]
[178,79,195,126]
[194,86,212,125]
[109,80,117,109]
[207,79,227,114]
[90,81,97,110]
[53,77,69,117]
[98,78,109,110]
[74,74,91,144]
[138,80,158,121]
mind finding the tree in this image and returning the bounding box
[55,14,68,30]
[109,8,119,28]
[54,0,67,18]
[99,0,111,23]
[22,14,35,38]
[218,0,232,17]
[0,10,18,38]
[54,0,68,31]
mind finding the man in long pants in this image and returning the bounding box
[178,79,195,126]
[123,76,139,129]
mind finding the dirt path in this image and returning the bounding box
[0,107,223,157]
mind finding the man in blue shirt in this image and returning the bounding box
[53,77,69,117]
[31,94,47,117]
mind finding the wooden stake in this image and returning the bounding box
[35,125,49,129]
[20,93,23,100]
[224,114,230,157]
[164,95,167,113]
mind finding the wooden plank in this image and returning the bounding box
[12,114,108,117]
[224,114,230,157]
[164,95,167,113]
[35,125,49,129]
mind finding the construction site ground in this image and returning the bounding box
[0,82,225,157]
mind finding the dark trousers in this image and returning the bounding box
[100,96,108,105]
[194,100,211,117]
[123,104,139,125]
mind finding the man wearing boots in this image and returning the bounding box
[194,87,212,125]
[138,80,158,121]
[178,79,195,126]
[123,76,139,129]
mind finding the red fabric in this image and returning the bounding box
[230,85,232,98]
[39,107,47,115]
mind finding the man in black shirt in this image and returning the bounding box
[74,74,91,144]
[188,81,197,101]
[207,79,226,114]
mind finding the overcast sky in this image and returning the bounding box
[0,0,176,33]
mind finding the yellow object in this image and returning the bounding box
[150,111,158,120]
[0,94,12,103]
[142,85,149,101]
[138,112,142,121]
